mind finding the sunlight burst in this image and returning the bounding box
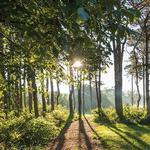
[73,60,82,68]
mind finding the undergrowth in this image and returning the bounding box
[0,105,69,149]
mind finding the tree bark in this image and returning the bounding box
[145,22,150,118]
[23,67,27,108]
[131,74,134,106]
[95,73,101,115]
[41,69,46,117]
[50,75,54,111]
[46,77,50,105]
[98,67,102,109]
[27,77,32,113]
[69,66,74,115]
[113,38,124,120]
[56,80,60,105]
[143,57,146,109]
[89,73,93,110]
[77,70,82,118]
[31,70,39,117]
[82,74,85,115]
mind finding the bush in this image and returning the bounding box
[22,117,59,146]
[0,112,33,148]
[0,106,69,149]
[93,106,147,124]
[124,106,147,123]
[51,105,68,127]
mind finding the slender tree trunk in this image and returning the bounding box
[27,77,32,113]
[73,84,76,111]
[82,74,85,115]
[15,80,20,116]
[95,73,100,115]
[113,38,124,120]
[56,80,60,105]
[46,77,50,105]
[77,70,82,118]
[1,68,8,119]
[41,69,46,117]
[31,71,39,118]
[143,57,146,109]
[69,67,73,115]
[131,74,134,106]
[135,76,141,108]
[98,67,102,109]
[19,69,23,112]
[89,73,93,110]
[7,70,11,111]
[23,67,27,108]
[50,75,54,111]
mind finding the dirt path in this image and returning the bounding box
[48,116,102,150]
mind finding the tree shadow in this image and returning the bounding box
[94,111,150,149]
[83,115,101,140]
[109,124,150,149]
[78,118,92,150]
[48,114,73,150]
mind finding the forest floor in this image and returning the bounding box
[47,115,103,150]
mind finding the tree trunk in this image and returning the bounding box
[135,75,141,108]
[82,74,85,115]
[19,68,23,112]
[50,75,54,111]
[77,70,82,118]
[143,57,146,109]
[113,38,124,120]
[56,80,60,105]
[89,73,93,110]
[69,67,74,115]
[95,73,100,115]
[23,67,27,108]
[98,67,102,109]
[27,77,32,113]
[31,71,39,118]
[15,80,20,116]
[46,77,50,105]
[145,24,150,118]
[41,69,46,117]
[131,74,134,106]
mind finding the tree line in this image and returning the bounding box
[0,0,150,121]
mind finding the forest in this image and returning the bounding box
[0,0,150,149]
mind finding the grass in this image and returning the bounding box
[93,121,150,150]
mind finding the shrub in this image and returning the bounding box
[51,105,68,127]
[22,117,59,146]
[93,106,147,124]
[124,105,147,123]
[0,106,69,149]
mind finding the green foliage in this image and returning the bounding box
[124,106,147,123]
[51,105,69,127]
[23,117,58,146]
[0,106,69,149]
[93,106,147,124]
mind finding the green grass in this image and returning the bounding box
[93,122,150,150]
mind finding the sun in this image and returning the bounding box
[73,60,82,68]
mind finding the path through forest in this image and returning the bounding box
[48,116,102,150]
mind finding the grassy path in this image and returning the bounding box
[48,116,102,150]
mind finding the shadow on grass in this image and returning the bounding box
[48,114,74,150]
[94,111,150,150]
[78,118,92,150]
[83,115,101,140]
